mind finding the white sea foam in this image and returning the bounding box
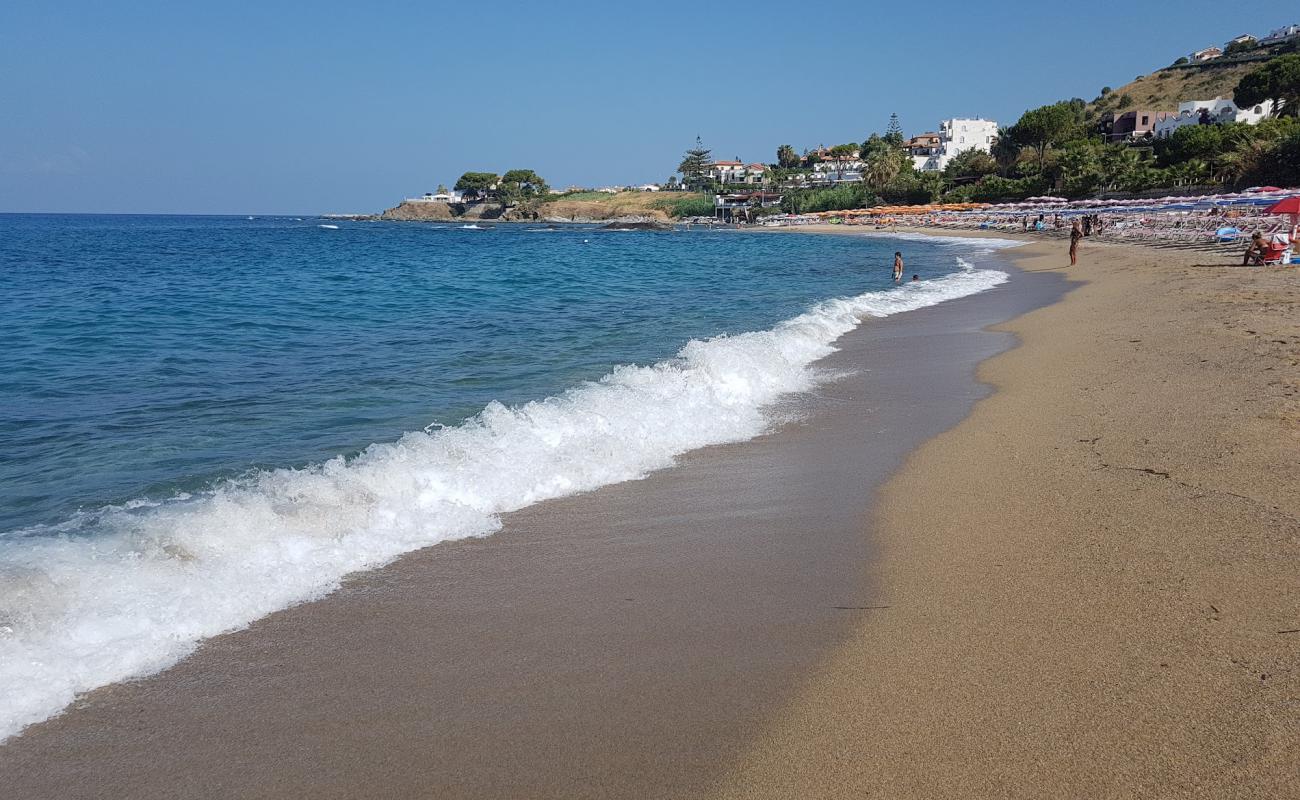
[0,258,1009,742]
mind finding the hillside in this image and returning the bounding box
[537,191,705,222]
[378,191,710,223]
[1087,56,1269,116]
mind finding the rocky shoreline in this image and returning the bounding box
[355,200,677,226]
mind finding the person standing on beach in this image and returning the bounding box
[893,252,904,282]
[1069,219,1083,266]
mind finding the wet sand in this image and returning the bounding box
[717,229,1300,798]
[0,242,1068,798]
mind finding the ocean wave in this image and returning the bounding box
[0,261,1008,742]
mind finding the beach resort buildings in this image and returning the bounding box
[1099,109,1176,142]
[1153,97,1277,139]
[408,189,465,203]
[1260,23,1300,45]
[706,161,767,185]
[908,118,998,172]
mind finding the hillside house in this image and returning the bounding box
[1190,46,1223,61]
[1154,97,1277,138]
[1100,110,1174,142]
[1261,24,1300,45]
[909,118,998,172]
[905,133,943,158]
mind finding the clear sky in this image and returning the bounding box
[0,0,1292,214]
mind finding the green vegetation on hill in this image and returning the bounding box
[650,194,715,218]
[936,52,1300,204]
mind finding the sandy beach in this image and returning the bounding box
[715,227,1300,797]
[4,230,1297,798]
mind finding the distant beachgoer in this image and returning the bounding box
[1082,216,1093,237]
[1070,220,1083,266]
[911,274,919,282]
[1243,232,1266,266]
[893,252,904,282]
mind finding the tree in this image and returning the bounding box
[1117,94,1134,109]
[884,113,904,147]
[498,169,549,204]
[1172,56,1189,66]
[943,148,998,181]
[1225,39,1255,57]
[863,145,906,189]
[1055,139,1105,196]
[436,184,448,194]
[1153,124,1227,168]
[1098,143,1139,186]
[677,136,713,190]
[916,171,945,202]
[860,133,887,158]
[1236,54,1300,116]
[676,137,717,189]
[454,171,499,200]
[991,126,1023,175]
[1012,102,1083,169]
[776,144,800,169]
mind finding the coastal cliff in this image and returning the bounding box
[377,191,706,224]
[379,201,474,221]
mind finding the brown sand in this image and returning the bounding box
[714,229,1300,798]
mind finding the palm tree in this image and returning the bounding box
[864,152,901,190]
[1219,139,1273,187]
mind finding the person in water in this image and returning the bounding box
[893,252,903,282]
[911,274,919,282]
[1069,219,1082,266]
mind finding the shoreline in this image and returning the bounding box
[6,230,1294,797]
[0,240,1066,797]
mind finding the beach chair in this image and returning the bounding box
[1262,234,1291,265]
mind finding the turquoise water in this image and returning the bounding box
[0,213,1015,741]
[2,214,950,534]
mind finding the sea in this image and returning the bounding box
[0,213,1016,740]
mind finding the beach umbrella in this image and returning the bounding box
[1265,196,1300,216]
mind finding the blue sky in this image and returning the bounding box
[0,0,1292,214]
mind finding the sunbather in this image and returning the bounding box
[1243,232,1267,266]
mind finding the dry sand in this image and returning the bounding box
[713,229,1300,798]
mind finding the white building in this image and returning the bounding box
[1233,98,1276,124]
[707,160,768,185]
[910,118,998,172]
[408,190,464,203]
[1190,46,1223,61]
[706,160,744,183]
[1261,24,1300,45]
[1155,97,1277,139]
